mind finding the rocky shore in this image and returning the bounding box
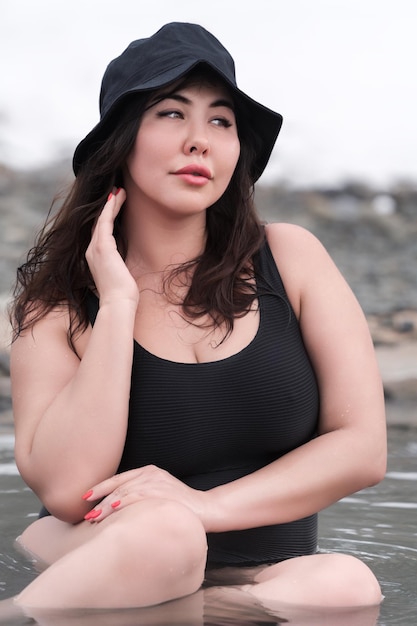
[1,162,416,431]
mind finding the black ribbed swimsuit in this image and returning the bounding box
[41,238,320,566]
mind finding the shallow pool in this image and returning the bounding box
[0,426,416,625]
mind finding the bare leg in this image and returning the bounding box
[13,499,207,611]
[8,593,206,626]
[238,553,381,625]
[244,553,382,607]
[0,592,206,626]
[201,556,381,626]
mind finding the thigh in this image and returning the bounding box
[16,497,207,569]
[15,500,208,611]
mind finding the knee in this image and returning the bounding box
[321,554,383,607]
[248,553,382,609]
[151,499,208,570]
[109,499,207,587]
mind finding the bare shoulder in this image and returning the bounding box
[264,220,364,321]
[11,305,89,360]
[265,222,328,257]
[264,222,333,317]
[11,307,73,360]
[11,307,86,433]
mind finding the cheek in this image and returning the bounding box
[221,140,241,179]
[125,139,160,185]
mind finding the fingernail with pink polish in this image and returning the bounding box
[84,508,102,521]
[111,500,121,509]
[82,489,93,501]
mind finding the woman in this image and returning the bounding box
[9,22,386,615]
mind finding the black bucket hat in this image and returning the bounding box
[73,22,283,182]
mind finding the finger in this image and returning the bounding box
[91,187,126,236]
[105,187,126,219]
[84,492,138,523]
[81,468,140,502]
[82,485,125,523]
[82,467,167,523]
[90,188,115,234]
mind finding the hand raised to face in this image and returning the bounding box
[85,188,139,309]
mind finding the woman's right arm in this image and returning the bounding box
[11,189,139,523]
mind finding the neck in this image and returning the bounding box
[121,203,207,278]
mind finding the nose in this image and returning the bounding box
[184,125,210,156]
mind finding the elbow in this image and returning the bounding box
[370,433,388,486]
[15,450,87,524]
[364,464,386,489]
[40,490,87,524]
[369,456,387,487]
[347,419,387,490]
[18,471,86,524]
[360,446,387,489]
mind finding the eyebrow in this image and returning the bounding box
[148,91,235,112]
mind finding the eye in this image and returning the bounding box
[157,110,184,120]
[211,117,233,128]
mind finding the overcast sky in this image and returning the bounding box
[2,0,417,187]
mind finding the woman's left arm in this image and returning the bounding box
[202,222,387,531]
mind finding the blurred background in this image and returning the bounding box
[1,0,416,427]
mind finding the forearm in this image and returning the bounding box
[204,428,386,533]
[24,302,136,510]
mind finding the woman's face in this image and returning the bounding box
[124,80,240,217]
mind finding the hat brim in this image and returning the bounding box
[72,60,282,182]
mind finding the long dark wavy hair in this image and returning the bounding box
[10,68,266,351]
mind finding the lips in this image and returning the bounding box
[173,165,212,179]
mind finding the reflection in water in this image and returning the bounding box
[0,590,382,626]
[0,427,416,625]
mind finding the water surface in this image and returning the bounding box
[0,427,416,624]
